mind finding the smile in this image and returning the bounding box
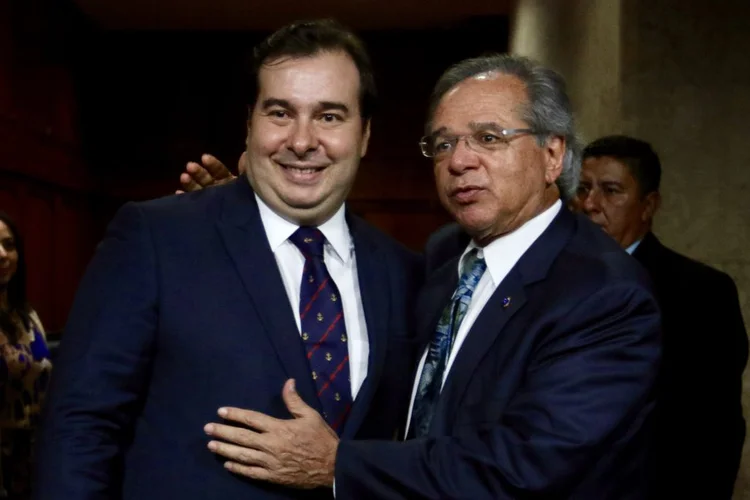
[283,166,324,174]
[278,162,329,185]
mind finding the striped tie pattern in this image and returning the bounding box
[289,227,352,434]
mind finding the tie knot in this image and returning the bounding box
[458,249,486,294]
[289,226,326,258]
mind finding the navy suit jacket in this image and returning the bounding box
[335,207,662,499]
[34,179,423,500]
[634,232,748,499]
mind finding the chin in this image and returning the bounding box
[286,198,324,211]
[453,213,491,239]
[281,187,326,207]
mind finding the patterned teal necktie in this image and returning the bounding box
[407,249,487,439]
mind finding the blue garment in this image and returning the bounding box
[29,326,51,361]
[34,179,424,500]
[335,209,662,499]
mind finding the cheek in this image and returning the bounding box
[433,167,456,205]
[249,125,287,154]
[485,168,529,203]
[322,132,362,159]
[602,204,629,229]
[606,197,632,217]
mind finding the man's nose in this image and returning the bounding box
[581,189,601,213]
[288,120,319,157]
[447,138,480,174]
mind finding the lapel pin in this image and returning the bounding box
[502,296,512,308]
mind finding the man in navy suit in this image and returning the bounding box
[203,55,662,498]
[33,20,422,499]
[574,135,748,499]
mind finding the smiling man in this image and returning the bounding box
[33,20,422,500]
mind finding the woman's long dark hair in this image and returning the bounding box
[0,211,31,344]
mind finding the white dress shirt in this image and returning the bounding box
[255,195,369,400]
[405,200,562,433]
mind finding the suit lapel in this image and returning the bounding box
[214,179,322,414]
[430,271,527,435]
[430,207,577,435]
[340,215,389,439]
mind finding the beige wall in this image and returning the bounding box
[511,0,622,141]
[511,0,750,497]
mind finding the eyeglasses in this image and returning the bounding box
[419,128,538,159]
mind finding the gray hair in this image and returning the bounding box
[426,54,581,200]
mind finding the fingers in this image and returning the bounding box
[281,379,313,419]
[216,407,278,432]
[207,439,267,467]
[202,154,234,181]
[204,422,263,449]
[177,153,239,194]
[179,171,203,192]
[187,161,217,188]
[223,461,274,482]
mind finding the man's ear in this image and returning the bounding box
[238,151,248,176]
[543,135,565,185]
[360,119,371,158]
[642,191,661,222]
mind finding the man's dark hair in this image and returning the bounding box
[583,135,662,196]
[247,19,377,121]
[0,211,31,345]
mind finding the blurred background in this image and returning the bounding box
[1,0,749,496]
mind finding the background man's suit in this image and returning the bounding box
[634,232,748,499]
[34,178,422,499]
[335,208,662,499]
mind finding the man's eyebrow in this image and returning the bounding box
[468,121,504,133]
[317,101,350,114]
[260,98,292,109]
[430,122,506,137]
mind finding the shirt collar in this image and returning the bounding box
[458,199,562,285]
[255,194,352,263]
[625,238,643,255]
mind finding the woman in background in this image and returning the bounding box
[0,212,51,499]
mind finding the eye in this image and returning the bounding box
[576,185,590,196]
[477,133,501,144]
[1,239,15,252]
[268,109,289,119]
[320,113,342,123]
[433,139,454,153]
